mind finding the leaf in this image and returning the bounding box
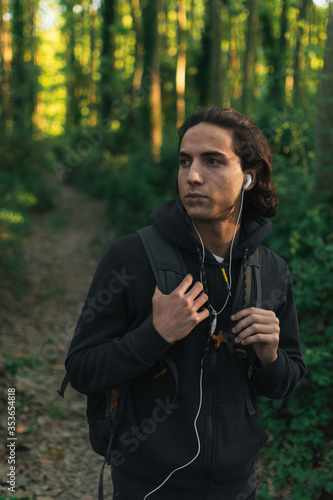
[16,424,28,434]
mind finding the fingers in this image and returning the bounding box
[193,289,208,311]
[173,274,205,301]
[175,274,194,294]
[231,307,276,323]
[196,307,210,323]
[152,274,209,343]
[231,307,280,345]
[154,274,199,297]
[153,285,162,297]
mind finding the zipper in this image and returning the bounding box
[199,260,227,498]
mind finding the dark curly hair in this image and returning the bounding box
[178,107,279,220]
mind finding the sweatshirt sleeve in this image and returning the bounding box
[250,261,307,399]
[65,242,172,395]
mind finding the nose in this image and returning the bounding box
[187,162,203,185]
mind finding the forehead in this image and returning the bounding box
[179,123,235,154]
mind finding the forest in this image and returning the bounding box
[0,0,333,498]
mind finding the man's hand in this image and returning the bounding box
[152,274,209,343]
[231,307,280,367]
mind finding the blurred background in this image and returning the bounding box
[0,0,333,499]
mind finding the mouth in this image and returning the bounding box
[185,193,208,201]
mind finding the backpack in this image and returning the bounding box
[58,224,261,499]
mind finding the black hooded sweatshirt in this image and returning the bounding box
[65,198,306,500]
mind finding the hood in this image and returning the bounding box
[150,197,272,263]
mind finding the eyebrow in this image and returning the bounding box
[178,150,228,160]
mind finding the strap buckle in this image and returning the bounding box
[211,330,249,358]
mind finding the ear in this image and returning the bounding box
[243,171,256,191]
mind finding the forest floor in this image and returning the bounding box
[0,183,274,500]
[0,184,114,499]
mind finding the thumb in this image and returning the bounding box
[153,285,162,297]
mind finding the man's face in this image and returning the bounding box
[178,123,248,222]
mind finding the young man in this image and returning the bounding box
[65,107,306,500]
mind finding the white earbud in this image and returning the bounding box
[243,174,252,190]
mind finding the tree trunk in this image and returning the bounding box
[228,13,241,100]
[88,3,98,126]
[293,0,311,105]
[65,7,80,132]
[242,0,257,114]
[131,0,144,96]
[209,0,223,106]
[100,0,116,121]
[314,7,333,197]
[0,0,6,138]
[259,0,288,112]
[278,0,288,110]
[26,0,38,136]
[141,0,162,161]
[197,0,224,106]
[1,2,12,141]
[11,0,26,137]
[176,0,187,127]
[197,3,210,106]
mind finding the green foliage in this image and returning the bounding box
[257,152,333,497]
[3,352,45,376]
[0,133,60,294]
[0,175,33,294]
[1,0,332,496]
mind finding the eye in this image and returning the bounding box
[207,158,220,166]
[179,158,190,167]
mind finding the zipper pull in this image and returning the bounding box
[210,313,217,335]
[221,266,232,296]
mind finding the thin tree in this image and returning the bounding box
[62,1,82,132]
[315,6,333,197]
[228,10,241,101]
[131,0,144,96]
[100,0,116,121]
[209,0,223,106]
[10,0,26,137]
[259,0,288,112]
[197,0,224,106]
[176,0,187,127]
[293,0,312,105]
[0,0,8,140]
[241,0,257,114]
[141,0,162,161]
[88,3,98,126]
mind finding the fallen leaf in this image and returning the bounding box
[16,424,28,434]
[47,446,65,458]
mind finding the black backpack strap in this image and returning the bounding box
[100,227,187,499]
[244,246,261,309]
[223,246,262,359]
[57,374,69,398]
[137,225,187,294]
[238,246,261,416]
[98,381,131,500]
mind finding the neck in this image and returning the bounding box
[191,218,241,259]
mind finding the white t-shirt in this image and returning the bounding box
[213,254,224,264]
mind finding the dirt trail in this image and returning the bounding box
[0,184,273,500]
[0,184,114,499]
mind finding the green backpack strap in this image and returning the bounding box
[137,225,187,294]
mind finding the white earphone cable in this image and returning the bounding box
[143,186,246,499]
[143,365,204,500]
[192,187,245,318]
